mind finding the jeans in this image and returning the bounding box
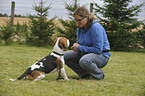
[64,50,109,79]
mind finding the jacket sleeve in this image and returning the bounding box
[78,27,104,54]
[76,28,79,43]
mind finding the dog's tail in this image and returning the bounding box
[9,68,31,81]
[17,67,31,80]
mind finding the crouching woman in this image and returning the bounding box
[64,6,111,80]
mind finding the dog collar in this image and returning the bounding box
[50,51,64,59]
[52,51,64,56]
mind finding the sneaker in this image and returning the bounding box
[91,74,105,80]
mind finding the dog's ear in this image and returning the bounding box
[52,37,57,46]
[58,37,68,51]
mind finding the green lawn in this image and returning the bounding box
[0,45,145,96]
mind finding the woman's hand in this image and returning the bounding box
[71,43,79,51]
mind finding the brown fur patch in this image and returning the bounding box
[55,58,63,69]
[58,37,68,51]
[52,38,57,46]
[27,71,45,80]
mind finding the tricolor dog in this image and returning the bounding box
[9,37,70,81]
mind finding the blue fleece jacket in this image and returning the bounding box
[77,19,111,58]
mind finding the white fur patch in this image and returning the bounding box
[33,74,45,81]
[30,62,44,71]
[9,79,16,81]
[67,39,70,47]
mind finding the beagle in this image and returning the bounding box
[9,37,70,81]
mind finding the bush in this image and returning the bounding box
[0,21,14,45]
[107,26,133,51]
[136,24,145,46]
[14,21,28,43]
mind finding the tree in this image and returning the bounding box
[15,21,28,43]
[0,20,14,45]
[0,13,8,17]
[136,24,145,46]
[56,0,80,47]
[26,0,56,46]
[94,0,145,51]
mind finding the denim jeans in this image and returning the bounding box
[64,50,109,79]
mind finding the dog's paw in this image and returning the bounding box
[64,78,70,81]
[9,79,16,81]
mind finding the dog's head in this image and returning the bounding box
[53,37,70,53]
[58,37,70,51]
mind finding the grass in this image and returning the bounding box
[0,45,145,96]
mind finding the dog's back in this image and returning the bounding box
[33,55,58,73]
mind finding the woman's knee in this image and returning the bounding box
[79,56,99,73]
[79,54,104,74]
[79,55,90,69]
[64,50,79,60]
[64,50,72,60]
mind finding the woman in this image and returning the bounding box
[64,6,111,80]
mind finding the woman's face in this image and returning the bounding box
[74,14,88,28]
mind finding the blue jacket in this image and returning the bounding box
[77,19,111,58]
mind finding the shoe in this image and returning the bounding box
[91,74,105,80]
[72,74,105,80]
[81,74,91,79]
[72,77,80,80]
[102,74,105,79]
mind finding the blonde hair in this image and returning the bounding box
[73,6,96,20]
[73,6,97,29]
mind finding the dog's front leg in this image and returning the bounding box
[60,56,69,80]
[60,68,69,80]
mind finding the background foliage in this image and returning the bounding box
[136,24,145,46]
[56,0,79,47]
[0,20,14,45]
[0,0,144,50]
[26,0,56,46]
[94,0,145,51]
